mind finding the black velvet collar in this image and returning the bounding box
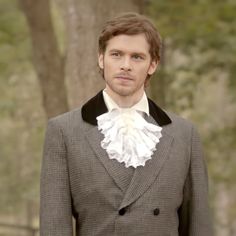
[81,90,172,126]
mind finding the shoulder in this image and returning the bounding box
[164,111,200,143]
[167,111,194,129]
[47,108,83,130]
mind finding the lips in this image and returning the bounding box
[114,74,133,81]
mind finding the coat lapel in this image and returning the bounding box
[81,90,173,204]
[119,115,173,209]
[84,124,134,193]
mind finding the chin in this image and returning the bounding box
[114,88,135,97]
[107,83,138,97]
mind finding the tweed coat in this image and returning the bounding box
[40,90,213,236]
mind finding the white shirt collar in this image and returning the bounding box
[102,90,149,116]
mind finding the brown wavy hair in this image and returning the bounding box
[98,12,162,63]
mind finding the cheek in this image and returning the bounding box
[104,61,116,74]
[137,65,151,76]
[103,64,114,80]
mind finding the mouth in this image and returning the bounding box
[114,75,133,81]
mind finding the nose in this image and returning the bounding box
[120,57,132,72]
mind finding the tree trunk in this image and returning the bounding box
[19,0,69,118]
[65,0,143,108]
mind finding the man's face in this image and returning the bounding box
[98,34,158,99]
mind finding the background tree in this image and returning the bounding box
[19,0,68,118]
[19,0,145,118]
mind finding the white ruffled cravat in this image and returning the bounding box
[96,108,162,168]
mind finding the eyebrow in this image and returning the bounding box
[108,49,147,58]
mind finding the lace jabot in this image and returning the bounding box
[96,108,162,168]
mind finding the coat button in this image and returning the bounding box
[119,207,127,216]
[153,208,160,216]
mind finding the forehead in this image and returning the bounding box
[105,34,150,55]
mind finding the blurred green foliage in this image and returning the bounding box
[0,0,31,78]
[0,0,44,217]
[148,0,236,89]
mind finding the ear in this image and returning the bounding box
[147,60,159,75]
[98,53,104,69]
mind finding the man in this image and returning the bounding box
[40,12,213,236]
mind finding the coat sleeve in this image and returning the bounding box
[40,119,73,236]
[178,125,213,236]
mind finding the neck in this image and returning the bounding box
[104,86,144,108]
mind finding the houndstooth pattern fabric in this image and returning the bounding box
[40,108,213,236]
